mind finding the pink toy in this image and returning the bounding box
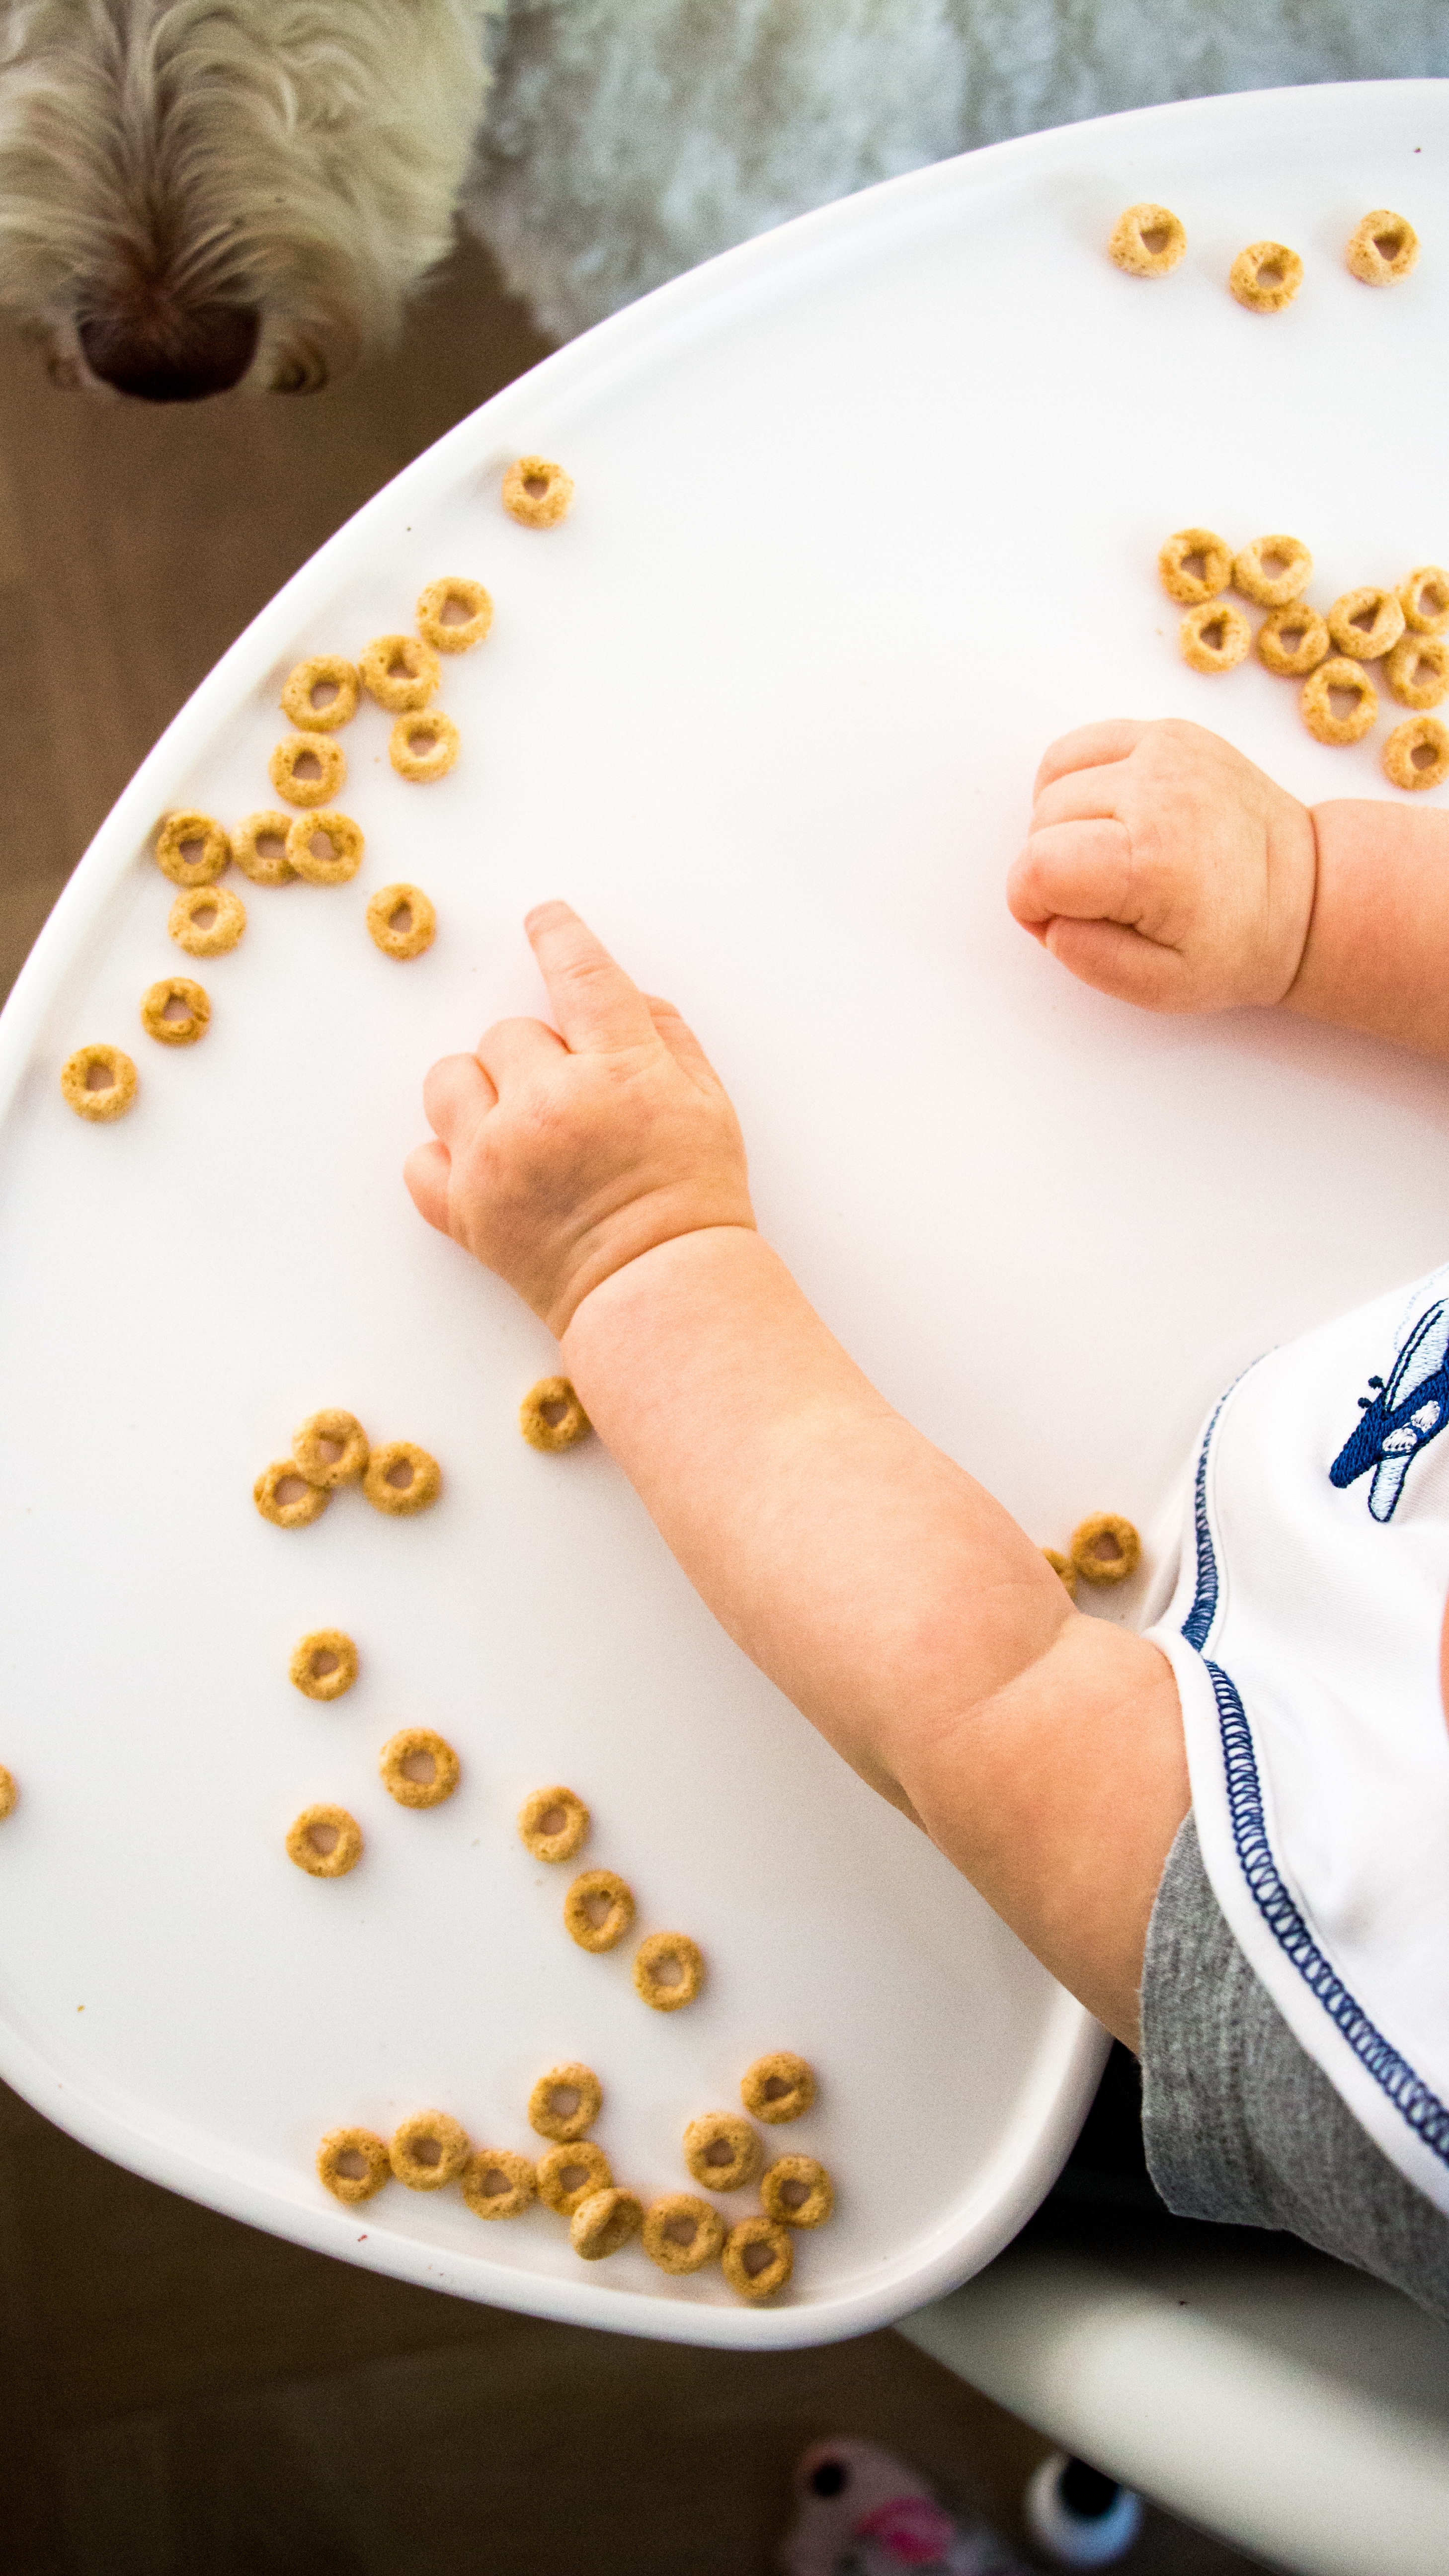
[780,2438,1031,2576]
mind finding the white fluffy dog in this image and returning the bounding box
[0,0,497,396]
[2,0,1448,399]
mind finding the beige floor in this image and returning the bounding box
[0,236,1268,2575]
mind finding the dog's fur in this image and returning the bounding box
[2,0,1449,398]
[0,0,495,395]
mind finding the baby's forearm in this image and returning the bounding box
[410,900,1188,2040]
[562,1226,1187,2040]
[1288,800,1449,1060]
[563,1228,1065,1807]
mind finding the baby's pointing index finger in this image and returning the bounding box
[524,900,658,1054]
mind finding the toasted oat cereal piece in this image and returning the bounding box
[1346,209,1419,286]
[232,811,298,886]
[1107,202,1186,277]
[529,2062,603,2143]
[683,2111,761,2194]
[289,1628,359,1701]
[0,1766,15,1820]
[1327,586,1406,661]
[564,1867,635,1953]
[740,2051,816,2124]
[1257,604,1331,678]
[723,2215,793,2303]
[1386,634,1449,711]
[416,576,493,653]
[379,1725,459,1809]
[634,1931,704,2012]
[390,2109,469,2189]
[1179,601,1250,675]
[269,732,346,808]
[286,810,364,885]
[761,2155,834,2230]
[1157,528,1232,606]
[292,1408,369,1488]
[359,633,441,713]
[155,810,230,887]
[61,1044,136,1122]
[362,1439,441,1516]
[503,455,574,527]
[519,1376,592,1452]
[140,976,210,1046]
[1399,567,1449,636]
[642,2192,725,2275]
[536,2139,612,2216]
[1043,1547,1077,1598]
[281,654,359,732]
[462,2148,536,2219]
[1069,1513,1141,1586]
[285,1802,361,1877]
[1229,241,1302,312]
[571,2185,643,2260]
[255,1460,331,1529]
[517,1784,589,1863]
[1232,535,1312,609]
[1301,658,1378,746]
[316,2126,389,2204]
[366,884,436,960]
[1383,716,1449,792]
[389,710,460,783]
[168,883,245,957]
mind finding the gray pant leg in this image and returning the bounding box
[1140,1814,1449,2326]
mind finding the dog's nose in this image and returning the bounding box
[77,298,261,402]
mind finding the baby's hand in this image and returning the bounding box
[404,902,754,1335]
[1006,718,1317,1012]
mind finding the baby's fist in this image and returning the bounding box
[1007,718,1317,1013]
[405,904,754,1336]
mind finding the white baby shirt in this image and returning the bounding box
[1147,1265,1449,2218]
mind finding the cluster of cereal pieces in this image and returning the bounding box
[1160,531,1449,791]
[301,1515,828,2310]
[252,1406,446,1880]
[1107,201,1418,308]
[1042,1513,1140,1597]
[272,1379,591,1878]
[59,457,574,1123]
[518,1780,705,2012]
[257,1404,440,1533]
[317,2042,827,2306]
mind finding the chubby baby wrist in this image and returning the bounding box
[1250,799,1318,1008]
[549,1214,759,1345]
[1272,802,1327,1010]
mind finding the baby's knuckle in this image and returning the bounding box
[559,954,619,1013]
[501,1078,577,1159]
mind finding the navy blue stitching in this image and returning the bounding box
[1182,1390,1230,1649]
[1181,1406,1449,2168]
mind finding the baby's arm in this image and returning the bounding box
[406,904,1187,2048]
[1008,716,1449,1059]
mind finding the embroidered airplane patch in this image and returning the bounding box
[1331,1299,1449,1523]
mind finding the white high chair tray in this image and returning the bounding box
[1,80,1447,2353]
